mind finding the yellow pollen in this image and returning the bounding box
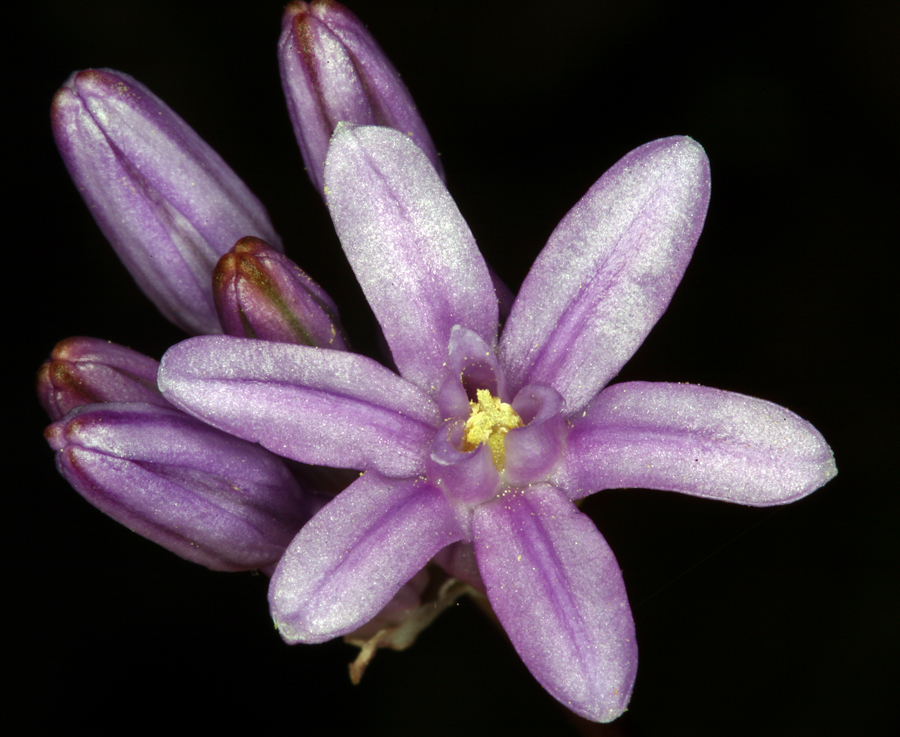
[461,389,523,471]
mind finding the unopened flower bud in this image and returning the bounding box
[45,403,311,571]
[213,237,348,348]
[52,69,283,335]
[37,337,169,421]
[278,0,443,195]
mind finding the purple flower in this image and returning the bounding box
[158,125,836,721]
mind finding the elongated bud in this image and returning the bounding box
[278,0,443,195]
[52,69,283,335]
[213,237,348,348]
[45,403,311,571]
[37,337,169,421]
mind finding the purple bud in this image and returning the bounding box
[213,237,348,348]
[52,69,283,335]
[278,0,443,195]
[45,403,311,571]
[37,337,169,421]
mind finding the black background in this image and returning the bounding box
[12,1,897,735]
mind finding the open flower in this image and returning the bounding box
[158,125,836,722]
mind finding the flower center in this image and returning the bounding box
[461,389,523,471]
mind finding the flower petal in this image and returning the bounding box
[269,471,463,643]
[474,485,636,722]
[324,124,497,393]
[159,335,440,477]
[437,325,509,420]
[433,541,486,593]
[428,426,501,508]
[505,383,568,486]
[500,137,711,414]
[555,381,837,505]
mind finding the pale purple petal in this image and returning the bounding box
[428,425,501,507]
[500,137,711,414]
[46,403,309,571]
[269,471,463,643]
[437,325,510,420]
[489,265,516,328]
[324,124,497,394]
[474,485,636,722]
[159,335,440,477]
[555,381,837,505]
[504,384,567,486]
[343,568,430,642]
[433,541,486,593]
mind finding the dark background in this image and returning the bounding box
[12,1,896,735]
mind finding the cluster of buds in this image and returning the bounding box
[41,0,453,658]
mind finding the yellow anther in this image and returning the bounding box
[461,389,523,470]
